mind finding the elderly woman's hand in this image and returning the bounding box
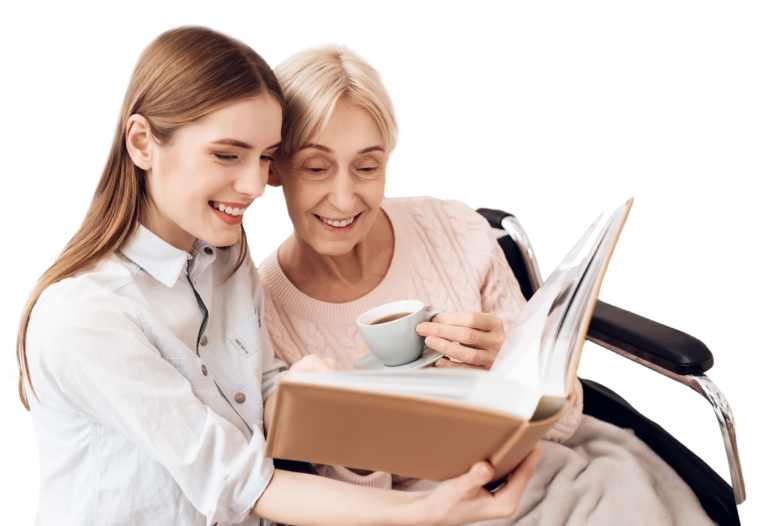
[416,309,505,370]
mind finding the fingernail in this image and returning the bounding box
[416,323,428,335]
[478,465,490,478]
[425,336,435,345]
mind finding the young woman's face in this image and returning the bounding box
[271,100,388,257]
[144,96,282,250]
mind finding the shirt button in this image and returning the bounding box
[234,393,246,404]
[204,247,213,255]
[201,365,208,376]
[200,335,208,346]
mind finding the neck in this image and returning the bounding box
[279,209,395,302]
[144,204,195,253]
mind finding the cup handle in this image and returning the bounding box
[425,308,446,322]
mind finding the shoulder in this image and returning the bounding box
[385,196,487,224]
[385,196,492,239]
[29,258,142,353]
[27,282,142,387]
[35,253,137,316]
[257,250,280,291]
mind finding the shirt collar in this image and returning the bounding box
[188,238,217,278]
[120,225,191,288]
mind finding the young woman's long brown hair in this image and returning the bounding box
[16,26,284,410]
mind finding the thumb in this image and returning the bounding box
[461,461,494,493]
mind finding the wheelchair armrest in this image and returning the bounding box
[587,301,714,376]
[477,207,514,229]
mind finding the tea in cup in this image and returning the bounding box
[357,300,445,367]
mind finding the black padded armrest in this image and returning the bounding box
[588,301,714,376]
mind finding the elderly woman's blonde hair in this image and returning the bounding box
[275,45,398,157]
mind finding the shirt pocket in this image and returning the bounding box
[168,356,216,390]
[226,315,262,359]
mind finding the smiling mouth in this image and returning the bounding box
[315,212,362,228]
[210,201,248,217]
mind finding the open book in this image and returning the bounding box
[264,199,633,483]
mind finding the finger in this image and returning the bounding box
[425,336,494,367]
[434,357,485,370]
[428,311,503,332]
[418,322,502,351]
[493,443,542,517]
[471,461,494,485]
[456,461,494,496]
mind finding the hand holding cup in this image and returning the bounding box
[416,310,506,370]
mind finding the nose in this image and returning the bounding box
[233,160,267,199]
[326,168,356,213]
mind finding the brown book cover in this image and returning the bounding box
[264,199,632,483]
[265,382,573,482]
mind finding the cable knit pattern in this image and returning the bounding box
[260,197,584,489]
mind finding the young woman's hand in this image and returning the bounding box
[284,354,341,379]
[416,443,541,525]
[416,310,506,370]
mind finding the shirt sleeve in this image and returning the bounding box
[28,281,273,525]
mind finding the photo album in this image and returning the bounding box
[265,199,633,484]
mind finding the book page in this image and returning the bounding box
[543,202,631,397]
[491,214,604,383]
[288,369,542,419]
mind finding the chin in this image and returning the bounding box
[197,227,241,249]
[310,238,358,257]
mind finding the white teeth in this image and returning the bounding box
[320,214,358,228]
[213,202,245,217]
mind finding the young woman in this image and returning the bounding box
[261,45,583,490]
[16,27,540,526]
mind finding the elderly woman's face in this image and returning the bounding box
[272,100,388,256]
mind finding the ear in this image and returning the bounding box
[125,114,154,171]
[267,160,283,187]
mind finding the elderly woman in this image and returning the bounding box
[259,45,583,491]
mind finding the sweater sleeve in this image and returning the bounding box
[314,464,393,490]
[473,206,584,443]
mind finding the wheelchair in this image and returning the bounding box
[275,206,747,526]
[477,207,745,526]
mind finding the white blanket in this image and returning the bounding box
[407,415,717,526]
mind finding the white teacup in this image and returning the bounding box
[357,300,445,367]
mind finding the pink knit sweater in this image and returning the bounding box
[260,197,583,489]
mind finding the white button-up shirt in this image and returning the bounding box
[27,226,287,526]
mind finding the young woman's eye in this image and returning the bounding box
[260,154,275,162]
[214,153,238,161]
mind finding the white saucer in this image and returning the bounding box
[352,347,444,372]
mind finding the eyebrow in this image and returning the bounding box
[302,143,385,155]
[210,139,281,151]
